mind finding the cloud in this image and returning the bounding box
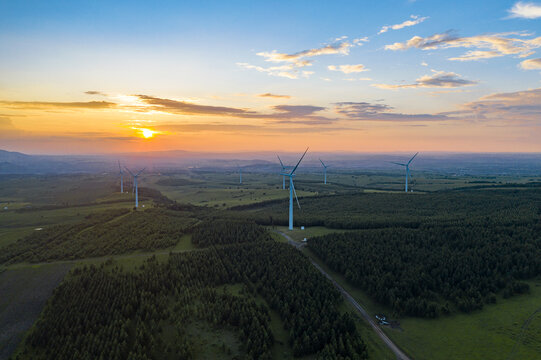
[353,37,369,45]
[421,61,428,66]
[520,57,541,69]
[237,62,300,79]
[133,95,254,116]
[328,64,369,73]
[441,88,541,123]
[155,123,351,134]
[378,15,428,34]
[335,101,449,122]
[372,70,477,89]
[134,95,336,124]
[257,41,352,66]
[85,90,107,96]
[258,93,291,99]
[508,1,541,19]
[0,100,117,110]
[385,31,541,61]
[239,40,354,79]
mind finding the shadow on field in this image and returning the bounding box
[0,263,71,359]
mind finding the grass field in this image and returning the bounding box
[295,232,541,360]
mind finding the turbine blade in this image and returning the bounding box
[291,181,301,209]
[389,162,406,166]
[136,168,146,176]
[290,147,309,175]
[125,167,135,176]
[319,158,326,167]
[277,155,285,169]
[408,152,419,165]
[118,160,122,173]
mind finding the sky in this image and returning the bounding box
[1,0,540,154]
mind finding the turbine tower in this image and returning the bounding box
[391,152,418,192]
[118,161,124,193]
[236,163,242,184]
[319,158,329,184]
[277,155,287,190]
[125,167,145,208]
[280,148,308,230]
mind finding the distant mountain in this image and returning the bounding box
[1,149,540,175]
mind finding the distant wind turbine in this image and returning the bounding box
[236,162,242,184]
[277,155,287,189]
[280,148,308,230]
[390,152,418,192]
[125,167,145,208]
[319,158,329,184]
[118,161,123,193]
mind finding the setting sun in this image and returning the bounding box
[141,128,156,139]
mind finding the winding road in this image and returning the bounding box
[275,230,411,360]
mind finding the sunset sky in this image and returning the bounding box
[1,0,541,154]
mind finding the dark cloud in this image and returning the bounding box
[134,95,254,116]
[85,90,107,96]
[335,101,450,122]
[373,71,477,89]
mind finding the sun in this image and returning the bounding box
[141,128,156,139]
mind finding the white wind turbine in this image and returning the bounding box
[280,148,308,230]
[390,152,418,192]
[125,167,145,207]
[319,158,329,184]
[118,161,124,193]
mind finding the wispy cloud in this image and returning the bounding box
[520,57,541,69]
[257,41,352,65]
[239,40,353,79]
[155,123,351,134]
[328,64,369,73]
[85,90,107,96]
[385,31,541,61]
[353,37,369,45]
[237,62,300,79]
[372,70,477,89]
[442,88,541,123]
[134,95,254,116]
[0,100,117,110]
[258,93,291,99]
[335,101,449,122]
[378,15,428,34]
[508,1,541,19]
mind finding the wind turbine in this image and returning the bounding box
[118,161,124,193]
[280,148,308,230]
[390,152,418,192]
[277,155,287,190]
[125,167,145,208]
[236,163,242,184]
[319,158,329,184]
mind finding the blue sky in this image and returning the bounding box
[0,0,540,153]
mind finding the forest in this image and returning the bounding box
[15,241,367,359]
[0,208,197,264]
[308,221,540,317]
[231,188,541,229]
[191,219,273,247]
